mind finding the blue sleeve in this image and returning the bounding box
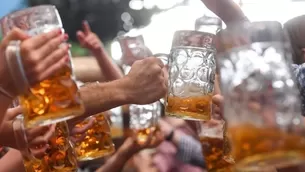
[292,64,305,116]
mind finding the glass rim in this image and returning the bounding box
[0,5,57,23]
[0,5,62,36]
[216,21,288,53]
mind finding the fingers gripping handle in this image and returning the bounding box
[5,41,30,96]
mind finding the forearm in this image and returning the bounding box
[202,0,248,25]
[80,78,130,118]
[0,148,25,172]
[95,146,133,172]
[94,49,124,81]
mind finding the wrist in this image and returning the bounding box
[117,76,135,104]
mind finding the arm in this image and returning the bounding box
[201,0,248,25]
[94,47,124,81]
[76,21,123,81]
[80,78,130,117]
[0,148,25,172]
[159,120,205,168]
[75,57,166,120]
[95,144,133,172]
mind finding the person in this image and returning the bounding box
[0,28,69,124]
[76,21,124,81]
[202,0,305,116]
[95,130,163,172]
[153,118,205,172]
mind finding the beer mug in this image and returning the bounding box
[129,102,162,144]
[109,107,124,139]
[75,113,115,161]
[198,120,234,171]
[218,21,305,171]
[13,116,78,171]
[195,15,222,34]
[0,5,85,128]
[13,115,47,172]
[164,30,216,121]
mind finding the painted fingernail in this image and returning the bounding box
[64,34,69,40]
[57,29,62,35]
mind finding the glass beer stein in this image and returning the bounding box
[117,34,152,73]
[0,5,84,128]
[108,107,124,139]
[165,30,216,121]
[13,116,78,172]
[218,21,305,171]
[198,120,234,172]
[129,102,162,144]
[195,15,222,35]
[75,113,115,161]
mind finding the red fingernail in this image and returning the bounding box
[58,29,62,35]
[64,34,69,40]
[65,56,70,62]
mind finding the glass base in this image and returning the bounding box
[77,146,115,162]
[25,106,85,128]
[165,111,210,121]
[234,151,305,172]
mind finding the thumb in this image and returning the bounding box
[0,28,29,51]
[6,106,23,120]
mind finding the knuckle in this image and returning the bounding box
[20,42,32,54]
[28,52,40,64]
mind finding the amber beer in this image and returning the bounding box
[229,124,305,171]
[166,94,212,121]
[75,113,115,161]
[200,136,234,172]
[0,6,85,128]
[44,122,78,172]
[23,122,78,172]
[23,157,47,172]
[131,128,151,145]
[20,64,84,128]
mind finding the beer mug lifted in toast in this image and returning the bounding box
[0,5,85,128]
[164,30,217,121]
[218,21,305,171]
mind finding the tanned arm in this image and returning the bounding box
[0,148,25,172]
[202,0,248,25]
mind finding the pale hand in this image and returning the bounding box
[76,20,103,56]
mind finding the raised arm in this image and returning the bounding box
[77,20,123,81]
[201,0,248,25]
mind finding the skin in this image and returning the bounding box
[76,20,123,81]
[0,28,69,126]
[0,148,25,172]
[96,132,163,172]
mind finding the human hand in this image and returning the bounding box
[121,129,164,157]
[76,20,103,56]
[133,151,158,172]
[212,94,224,119]
[1,106,55,158]
[123,57,167,104]
[69,116,96,143]
[0,28,70,97]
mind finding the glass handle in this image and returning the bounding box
[154,53,169,65]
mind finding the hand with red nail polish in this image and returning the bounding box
[0,28,70,97]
